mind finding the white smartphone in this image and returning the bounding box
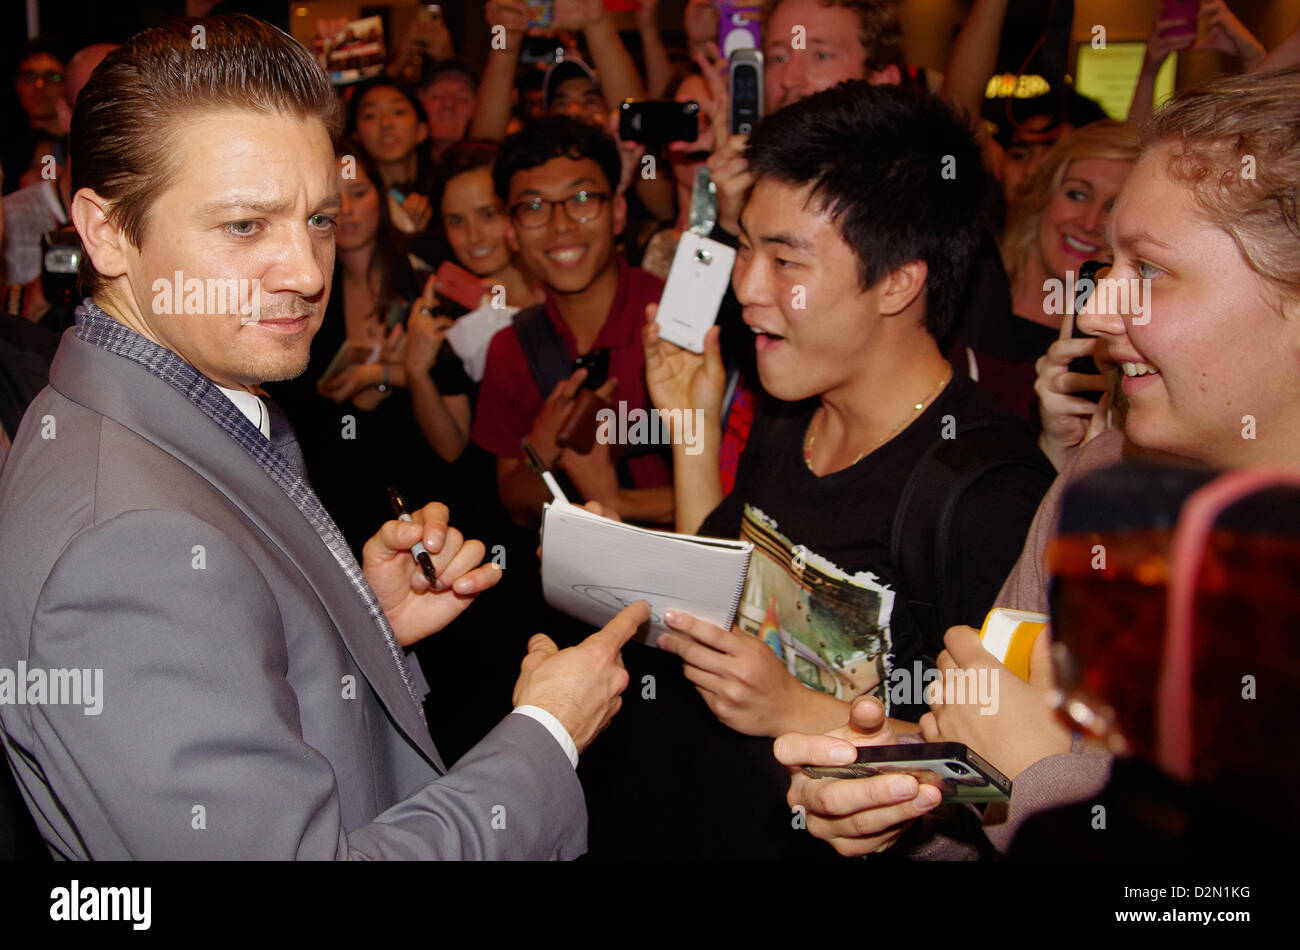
[654,232,737,353]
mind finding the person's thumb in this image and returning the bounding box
[1085,388,1113,441]
[847,694,889,739]
[1027,626,1057,690]
[527,633,559,657]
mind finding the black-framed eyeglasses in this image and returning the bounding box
[508,190,610,229]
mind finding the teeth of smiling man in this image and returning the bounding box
[468,248,494,258]
[1121,361,1160,377]
[547,248,583,262]
[1064,235,1100,254]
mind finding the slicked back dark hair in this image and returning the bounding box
[71,15,341,297]
[492,115,621,203]
[745,81,993,339]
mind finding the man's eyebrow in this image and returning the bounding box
[511,177,602,200]
[197,193,342,216]
[760,231,816,254]
[196,196,294,216]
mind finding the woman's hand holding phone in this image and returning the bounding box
[1034,332,1114,472]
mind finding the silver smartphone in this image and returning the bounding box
[803,742,1012,803]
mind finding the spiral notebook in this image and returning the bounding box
[540,502,753,647]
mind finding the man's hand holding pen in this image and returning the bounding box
[362,499,503,646]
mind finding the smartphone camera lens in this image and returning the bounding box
[946,761,970,776]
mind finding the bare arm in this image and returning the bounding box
[470,0,527,142]
[1252,16,1300,72]
[1127,18,1194,125]
[408,376,472,463]
[604,485,675,524]
[940,0,1009,123]
[641,308,727,534]
[557,0,647,108]
[498,455,554,528]
[636,0,673,98]
[670,417,723,535]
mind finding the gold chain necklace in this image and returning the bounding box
[803,367,953,473]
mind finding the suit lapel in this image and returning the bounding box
[50,332,444,770]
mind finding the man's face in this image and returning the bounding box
[549,77,607,127]
[733,177,887,402]
[1001,115,1069,203]
[764,0,877,113]
[518,86,547,122]
[420,75,476,144]
[112,110,338,388]
[16,53,65,123]
[505,156,625,296]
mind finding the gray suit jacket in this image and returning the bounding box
[0,328,586,859]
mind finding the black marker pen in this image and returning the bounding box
[387,486,439,586]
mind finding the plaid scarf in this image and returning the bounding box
[74,302,426,722]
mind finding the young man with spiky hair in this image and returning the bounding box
[0,15,645,860]
[583,82,1052,859]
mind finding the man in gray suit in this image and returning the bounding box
[0,15,646,860]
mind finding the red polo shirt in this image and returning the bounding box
[471,260,670,489]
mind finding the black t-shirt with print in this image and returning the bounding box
[699,374,1051,719]
[576,374,1051,861]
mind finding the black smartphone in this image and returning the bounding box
[1067,258,1107,403]
[619,99,701,145]
[729,49,763,136]
[803,741,1012,803]
[573,349,609,390]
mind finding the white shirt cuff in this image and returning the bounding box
[512,706,579,770]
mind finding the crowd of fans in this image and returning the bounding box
[2,0,1300,861]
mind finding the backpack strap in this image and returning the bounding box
[512,304,573,399]
[890,419,1054,653]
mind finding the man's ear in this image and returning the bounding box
[877,259,927,318]
[505,217,520,253]
[612,192,628,238]
[868,64,903,87]
[415,121,428,145]
[72,187,130,283]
